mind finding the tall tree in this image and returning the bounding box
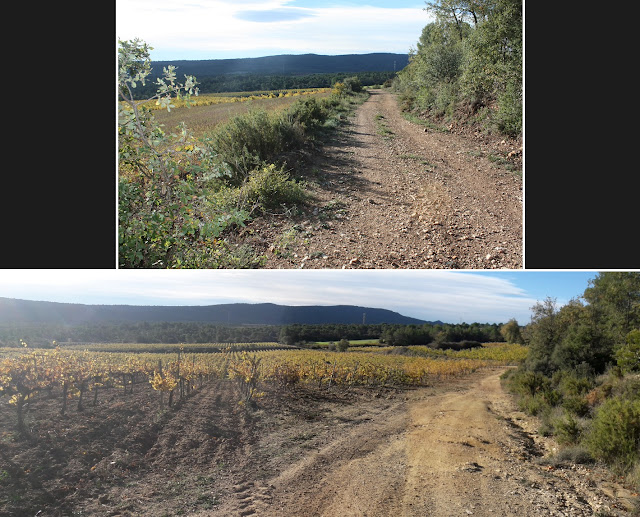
[523,297,559,373]
[500,318,523,344]
[424,0,491,32]
[583,272,640,341]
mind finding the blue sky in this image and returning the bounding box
[116,0,431,60]
[0,270,599,325]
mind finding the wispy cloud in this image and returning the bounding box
[235,7,316,22]
[116,0,431,59]
[0,270,545,324]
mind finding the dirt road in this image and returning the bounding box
[204,369,636,517]
[260,90,522,269]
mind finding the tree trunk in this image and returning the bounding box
[16,394,27,436]
[77,382,85,411]
[61,382,68,415]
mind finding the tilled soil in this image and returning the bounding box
[251,90,522,269]
[2,370,636,517]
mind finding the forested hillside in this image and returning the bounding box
[129,53,408,97]
[0,299,425,326]
[394,0,522,136]
[150,53,408,78]
[188,71,396,95]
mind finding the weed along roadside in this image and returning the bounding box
[118,39,368,268]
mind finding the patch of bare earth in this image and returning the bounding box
[248,89,522,269]
[3,370,636,516]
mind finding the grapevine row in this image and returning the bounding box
[0,343,525,435]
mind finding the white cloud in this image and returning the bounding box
[116,0,431,59]
[0,270,537,324]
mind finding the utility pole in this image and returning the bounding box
[362,312,366,325]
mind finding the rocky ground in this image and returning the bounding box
[246,89,523,269]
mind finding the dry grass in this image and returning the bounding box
[151,90,332,137]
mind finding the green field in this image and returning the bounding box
[310,339,382,347]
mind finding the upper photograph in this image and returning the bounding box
[117,0,522,269]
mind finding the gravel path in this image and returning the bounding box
[260,89,522,269]
[199,369,637,517]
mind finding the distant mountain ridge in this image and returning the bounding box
[150,53,409,78]
[0,298,428,326]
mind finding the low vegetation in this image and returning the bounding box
[503,272,640,489]
[118,39,368,268]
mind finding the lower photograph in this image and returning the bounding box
[0,270,638,516]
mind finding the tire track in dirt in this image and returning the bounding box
[260,400,409,516]
[213,399,409,517]
[262,89,522,269]
[255,369,593,517]
[198,369,634,517]
[231,480,274,516]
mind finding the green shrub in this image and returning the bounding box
[539,446,594,466]
[119,176,247,268]
[211,164,308,215]
[551,370,593,417]
[287,97,329,130]
[556,446,595,464]
[553,413,582,445]
[208,109,305,184]
[520,392,548,417]
[337,339,350,352]
[493,80,521,136]
[322,117,341,130]
[543,388,561,407]
[615,330,640,374]
[208,94,358,186]
[509,370,551,398]
[343,76,363,93]
[612,374,640,399]
[562,395,590,417]
[242,164,309,211]
[554,370,594,396]
[586,395,640,473]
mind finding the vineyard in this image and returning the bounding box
[0,341,528,516]
[0,341,526,436]
[60,341,296,353]
[138,88,332,111]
